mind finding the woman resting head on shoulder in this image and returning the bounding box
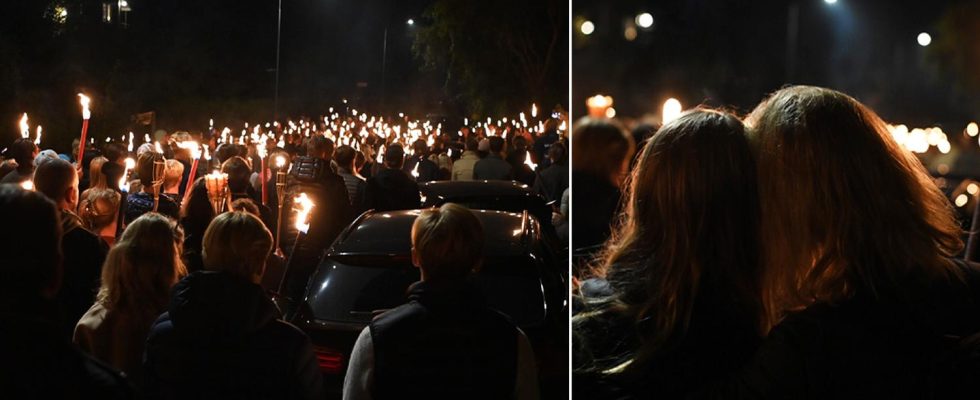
[573,108,764,398]
[707,85,980,398]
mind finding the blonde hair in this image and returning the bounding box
[164,159,184,190]
[202,211,272,280]
[96,213,186,320]
[411,203,484,281]
[747,86,962,328]
[88,156,109,191]
[80,188,120,232]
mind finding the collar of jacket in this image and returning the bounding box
[60,208,84,236]
[406,278,486,311]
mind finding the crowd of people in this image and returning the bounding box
[572,86,980,398]
[0,109,567,399]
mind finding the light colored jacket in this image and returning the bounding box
[74,302,157,386]
[451,151,481,181]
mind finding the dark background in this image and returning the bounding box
[1,0,567,153]
[572,0,980,127]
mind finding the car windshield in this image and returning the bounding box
[306,254,547,327]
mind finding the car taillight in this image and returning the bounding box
[313,346,344,374]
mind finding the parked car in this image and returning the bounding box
[286,209,567,398]
[420,180,560,240]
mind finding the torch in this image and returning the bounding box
[181,141,202,198]
[258,142,268,205]
[274,155,288,252]
[204,171,229,214]
[77,94,91,166]
[151,158,166,212]
[19,113,29,139]
[278,192,314,294]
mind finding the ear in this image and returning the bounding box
[411,246,421,269]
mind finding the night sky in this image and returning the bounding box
[573,0,979,127]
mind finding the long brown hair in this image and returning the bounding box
[96,213,187,321]
[592,109,763,372]
[746,86,963,327]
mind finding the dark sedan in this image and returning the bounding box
[289,209,568,398]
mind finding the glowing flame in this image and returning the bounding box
[294,192,315,233]
[586,95,612,109]
[524,151,537,170]
[78,93,91,120]
[19,113,29,139]
[257,142,267,159]
[178,141,201,159]
[34,126,42,145]
[377,144,385,164]
[276,155,286,168]
[203,144,211,161]
[127,132,134,152]
[411,162,420,178]
[20,180,34,191]
[155,141,164,154]
[531,103,538,118]
[662,98,682,124]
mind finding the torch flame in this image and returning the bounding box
[78,93,91,120]
[35,126,42,145]
[203,144,211,161]
[531,103,538,118]
[155,141,164,154]
[524,151,537,170]
[411,162,420,178]
[178,141,201,159]
[294,192,315,234]
[662,98,682,124]
[19,113,29,139]
[20,180,34,191]
[276,155,286,168]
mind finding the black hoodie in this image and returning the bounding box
[143,271,322,400]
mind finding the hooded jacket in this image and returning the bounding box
[143,271,322,400]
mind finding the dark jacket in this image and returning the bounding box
[473,155,513,181]
[337,167,367,215]
[364,167,421,212]
[125,192,180,225]
[370,280,519,399]
[403,156,440,183]
[57,209,108,338]
[573,278,761,399]
[533,161,569,203]
[695,260,980,400]
[143,271,323,400]
[571,171,621,253]
[1,299,134,399]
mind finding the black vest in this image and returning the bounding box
[370,280,519,399]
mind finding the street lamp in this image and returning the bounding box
[824,0,838,4]
[917,32,932,47]
[635,13,654,29]
[407,18,414,25]
[581,21,595,35]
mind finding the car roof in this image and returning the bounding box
[420,180,535,198]
[330,209,535,256]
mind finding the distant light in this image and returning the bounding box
[662,98,683,124]
[586,94,613,109]
[624,26,638,41]
[967,122,978,137]
[938,140,951,154]
[969,183,979,195]
[20,180,34,191]
[406,19,414,26]
[917,32,932,47]
[605,107,617,119]
[581,21,595,35]
[635,13,654,29]
[119,0,128,7]
[956,194,969,207]
[824,0,837,4]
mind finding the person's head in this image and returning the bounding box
[572,118,635,188]
[547,142,567,165]
[597,109,762,370]
[511,136,527,152]
[221,156,252,194]
[180,177,215,232]
[103,142,127,164]
[412,139,429,158]
[488,137,505,155]
[88,156,109,190]
[163,159,184,192]
[230,198,260,217]
[465,137,480,152]
[385,144,406,169]
[97,213,186,316]
[411,203,484,282]
[214,143,240,165]
[80,188,120,233]
[746,85,962,323]
[136,151,166,192]
[335,145,356,171]
[202,211,273,283]
[0,185,62,303]
[6,138,38,169]
[307,136,335,160]
[33,157,79,211]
